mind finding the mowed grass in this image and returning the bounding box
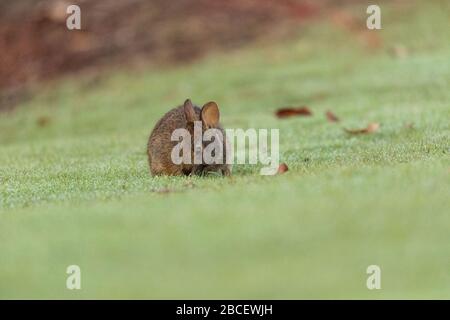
[0,1,449,299]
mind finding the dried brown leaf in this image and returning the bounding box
[325,110,340,122]
[344,122,380,135]
[276,106,312,118]
[277,163,289,174]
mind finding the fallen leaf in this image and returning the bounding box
[326,110,340,122]
[277,163,289,174]
[344,123,380,135]
[276,106,312,118]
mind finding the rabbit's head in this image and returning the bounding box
[183,99,231,176]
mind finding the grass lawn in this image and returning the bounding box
[0,1,449,299]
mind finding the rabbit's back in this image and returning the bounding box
[147,105,199,175]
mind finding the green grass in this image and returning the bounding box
[0,1,449,299]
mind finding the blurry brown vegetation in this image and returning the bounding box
[0,0,373,110]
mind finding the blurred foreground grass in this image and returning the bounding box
[0,1,449,299]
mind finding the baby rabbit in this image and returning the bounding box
[147,99,231,176]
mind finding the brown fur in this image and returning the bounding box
[147,99,231,176]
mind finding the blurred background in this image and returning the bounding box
[0,0,449,299]
[1,0,379,110]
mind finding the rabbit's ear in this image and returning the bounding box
[184,99,196,123]
[201,101,220,127]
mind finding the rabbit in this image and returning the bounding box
[147,99,232,176]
